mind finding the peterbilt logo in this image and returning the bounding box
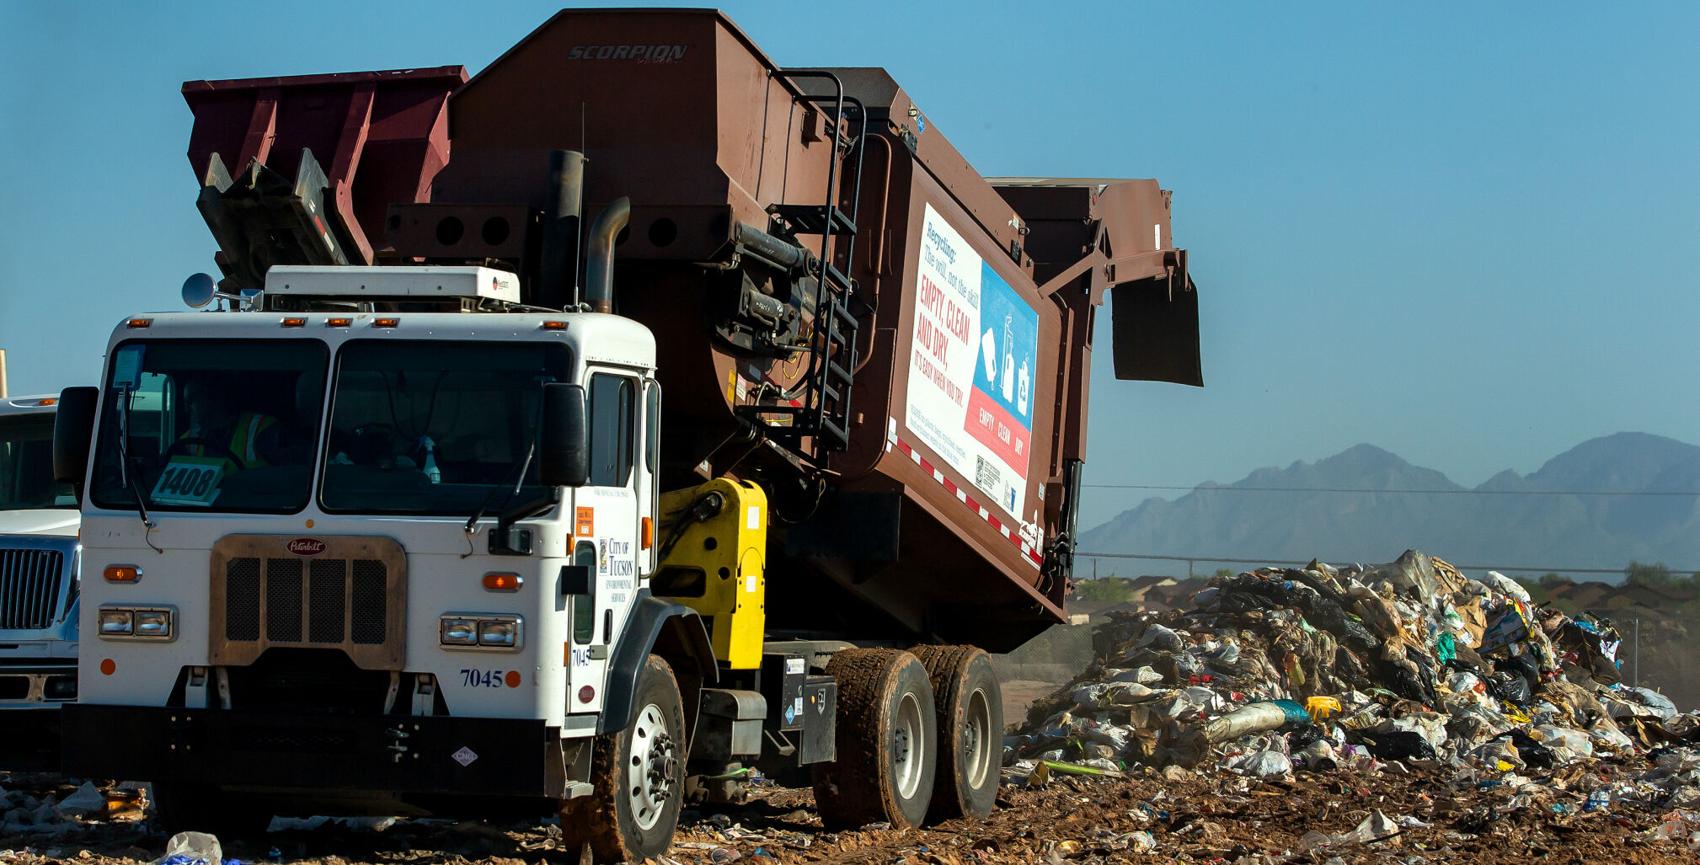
[286,538,327,556]
[567,44,688,63]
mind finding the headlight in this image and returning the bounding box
[98,606,175,640]
[98,609,134,636]
[45,676,77,700]
[135,609,173,639]
[439,617,478,646]
[478,619,519,648]
[440,614,521,650]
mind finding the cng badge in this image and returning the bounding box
[287,537,327,556]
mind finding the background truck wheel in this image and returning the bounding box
[911,645,1002,821]
[811,648,938,830]
[150,783,273,837]
[560,654,686,863]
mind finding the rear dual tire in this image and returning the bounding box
[812,648,939,829]
[911,645,1002,822]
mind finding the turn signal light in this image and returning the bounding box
[103,565,142,583]
[482,572,523,592]
[373,317,400,328]
[126,318,153,328]
[641,516,654,550]
[280,317,308,328]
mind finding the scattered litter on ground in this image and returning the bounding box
[3,549,1698,863]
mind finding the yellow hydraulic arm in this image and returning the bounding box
[652,478,767,669]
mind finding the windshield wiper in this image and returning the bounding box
[462,439,540,556]
[115,386,161,553]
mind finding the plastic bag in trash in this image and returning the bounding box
[1620,687,1679,722]
[1358,729,1436,762]
[1473,737,1525,771]
[1534,724,1594,764]
[1135,623,1184,652]
[1483,571,1531,603]
[1590,721,1635,752]
[1202,701,1303,744]
[1105,666,1164,686]
[1485,670,1533,706]
[1296,738,1339,771]
[56,781,106,818]
[155,831,223,865]
[1237,749,1293,779]
[1297,810,1401,851]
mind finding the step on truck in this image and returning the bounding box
[0,393,81,771]
[53,9,1202,860]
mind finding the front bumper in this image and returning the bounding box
[0,661,77,704]
[63,705,580,799]
[0,706,64,771]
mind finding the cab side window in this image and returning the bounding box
[588,374,634,488]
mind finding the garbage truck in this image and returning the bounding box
[0,393,81,770]
[53,8,1202,860]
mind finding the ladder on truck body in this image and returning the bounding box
[747,70,869,468]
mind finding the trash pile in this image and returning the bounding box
[1,777,145,837]
[1010,550,1700,819]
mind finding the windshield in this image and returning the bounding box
[319,340,571,515]
[90,340,329,514]
[0,414,74,510]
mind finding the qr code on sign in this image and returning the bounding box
[975,456,1001,492]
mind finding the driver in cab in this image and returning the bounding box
[177,376,282,470]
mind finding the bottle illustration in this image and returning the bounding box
[981,327,997,384]
[999,314,1015,402]
[1017,354,1030,417]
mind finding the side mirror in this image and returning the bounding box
[559,564,592,596]
[53,386,99,505]
[540,382,589,487]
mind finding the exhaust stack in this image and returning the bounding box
[541,150,586,311]
[583,197,631,314]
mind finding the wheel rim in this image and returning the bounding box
[962,686,992,789]
[892,690,925,800]
[628,702,677,831]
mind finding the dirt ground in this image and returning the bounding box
[4,763,1697,865]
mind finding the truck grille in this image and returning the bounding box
[209,536,406,670]
[0,548,65,630]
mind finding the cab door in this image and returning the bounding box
[637,379,660,576]
[566,369,641,717]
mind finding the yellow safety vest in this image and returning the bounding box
[191,412,276,466]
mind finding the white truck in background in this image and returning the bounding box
[0,394,81,770]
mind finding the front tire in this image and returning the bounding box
[812,648,938,829]
[560,655,685,863]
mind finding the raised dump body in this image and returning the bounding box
[176,8,1199,651]
[56,7,1206,852]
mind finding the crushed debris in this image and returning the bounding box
[4,550,1698,862]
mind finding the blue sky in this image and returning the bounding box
[3,2,1697,529]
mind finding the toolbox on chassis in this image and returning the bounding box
[54,8,1201,861]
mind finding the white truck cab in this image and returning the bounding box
[0,394,81,770]
[58,266,689,834]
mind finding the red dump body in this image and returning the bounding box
[179,9,1200,650]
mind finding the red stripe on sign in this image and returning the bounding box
[890,435,1043,568]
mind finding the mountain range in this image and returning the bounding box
[1079,432,1700,577]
